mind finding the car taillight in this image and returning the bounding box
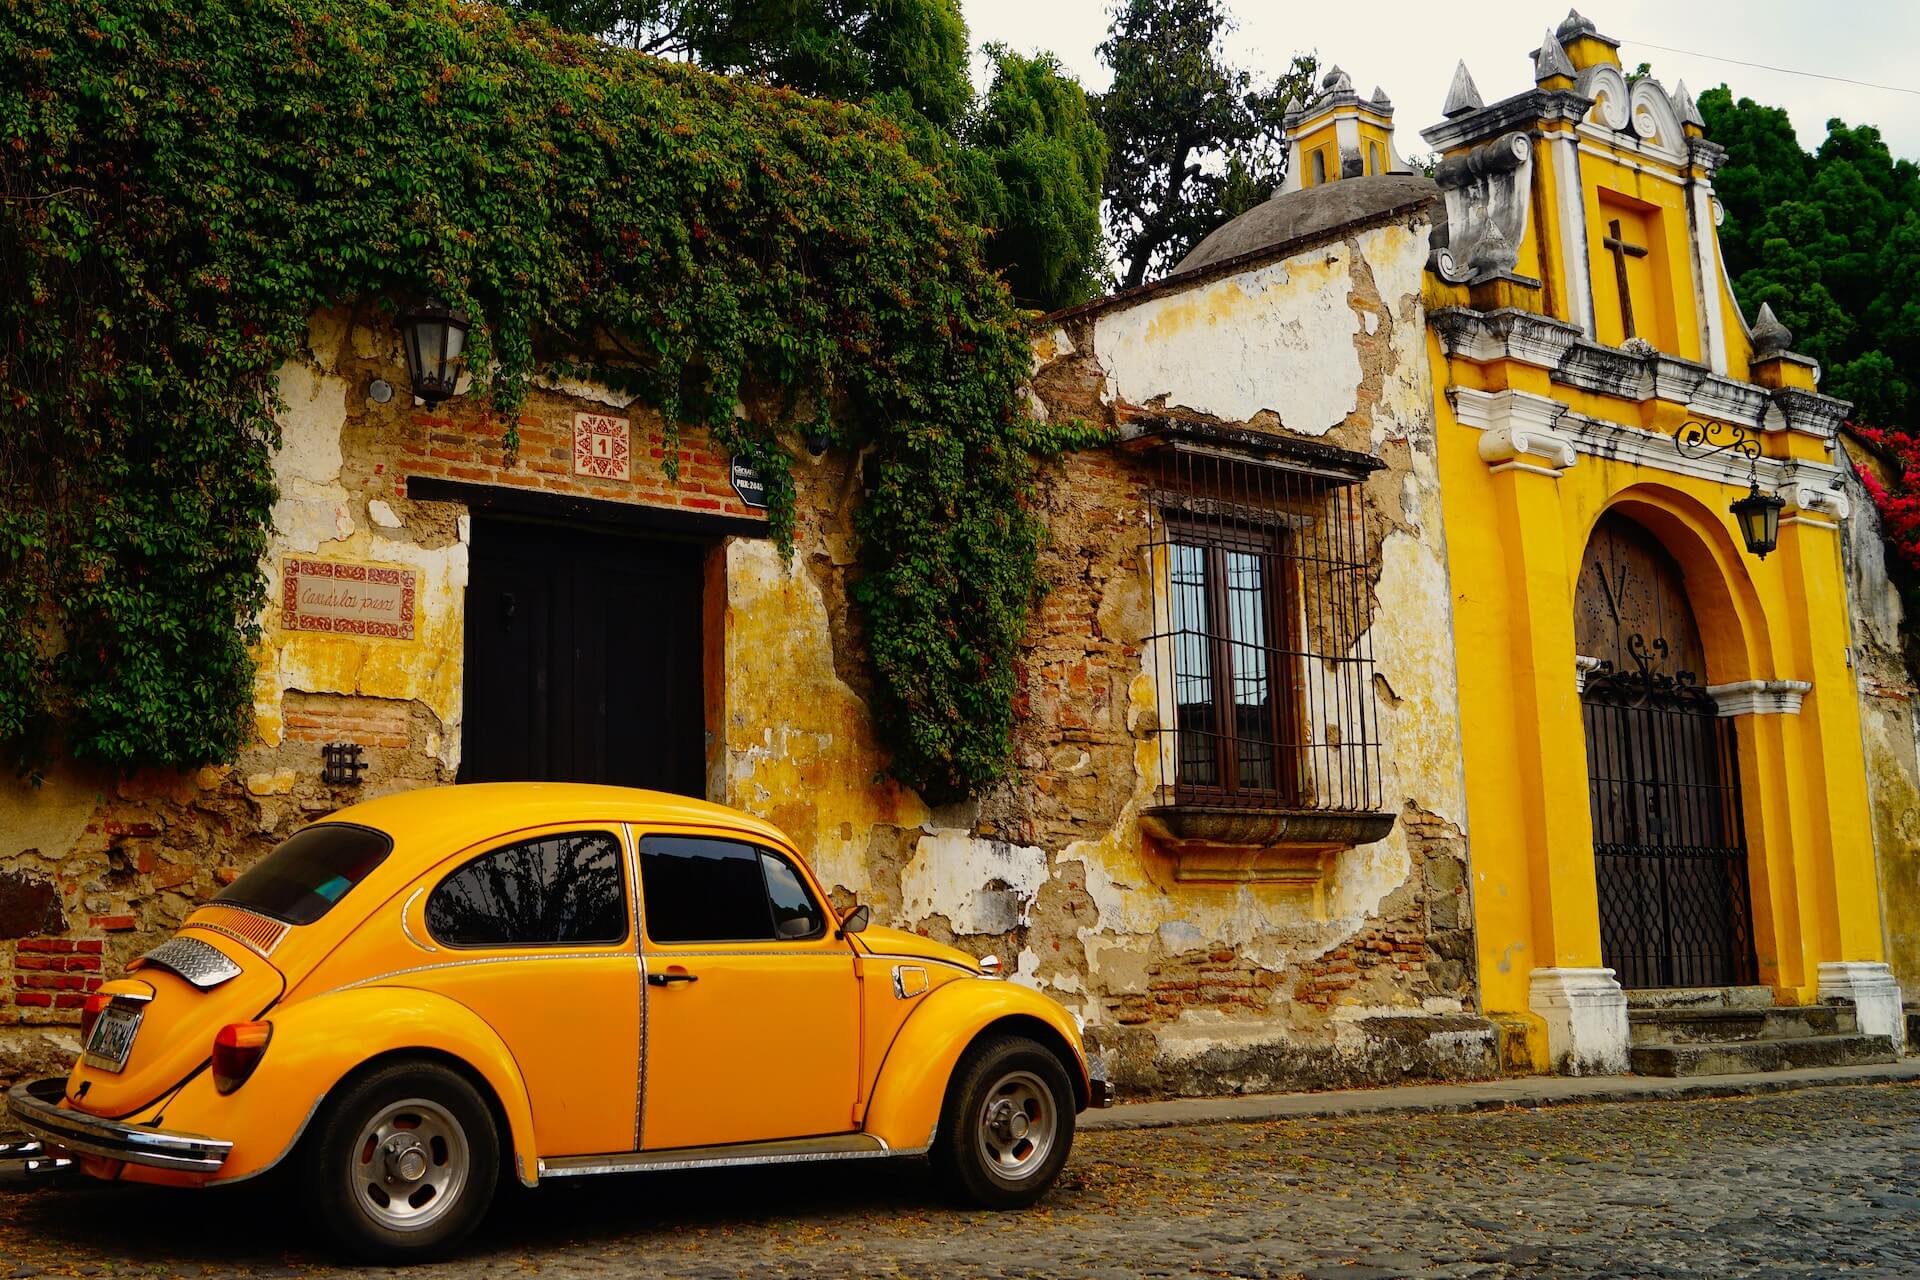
[79,992,113,1044]
[212,1021,273,1094]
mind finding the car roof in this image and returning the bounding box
[317,783,796,857]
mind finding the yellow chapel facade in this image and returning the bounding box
[1412,12,1893,1071]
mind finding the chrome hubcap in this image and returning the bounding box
[974,1070,1055,1181]
[350,1098,468,1231]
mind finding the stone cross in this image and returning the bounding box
[1603,218,1649,340]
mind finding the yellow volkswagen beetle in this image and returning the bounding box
[8,784,1111,1260]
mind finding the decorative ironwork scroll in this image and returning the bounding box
[1672,419,1760,465]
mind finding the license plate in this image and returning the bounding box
[83,1005,143,1073]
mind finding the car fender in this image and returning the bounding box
[860,978,1089,1152]
[151,985,540,1187]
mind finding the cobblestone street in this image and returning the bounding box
[3,1082,1918,1279]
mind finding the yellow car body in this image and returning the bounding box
[9,785,1108,1256]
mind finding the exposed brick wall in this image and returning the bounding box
[8,938,106,1014]
[389,406,766,524]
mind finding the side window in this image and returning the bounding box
[638,835,825,943]
[427,831,627,947]
[762,851,825,939]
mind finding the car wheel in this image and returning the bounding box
[302,1060,499,1262]
[932,1034,1075,1209]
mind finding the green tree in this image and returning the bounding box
[1701,87,1920,428]
[1095,0,1314,289]
[957,46,1109,308]
[513,0,1102,310]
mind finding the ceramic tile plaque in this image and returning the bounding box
[573,412,631,480]
[282,559,417,640]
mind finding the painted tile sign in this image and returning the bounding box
[282,559,417,640]
[573,412,631,480]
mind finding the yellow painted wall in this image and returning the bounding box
[1428,331,1884,1064]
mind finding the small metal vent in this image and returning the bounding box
[184,905,290,958]
[134,936,243,990]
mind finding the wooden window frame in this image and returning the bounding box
[1165,517,1305,807]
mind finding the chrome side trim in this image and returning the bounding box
[399,886,439,953]
[858,952,982,977]
[639,948,848,960]
[538,1131,916,1178]
[6,1078,231,1174]
[327,950,637,995]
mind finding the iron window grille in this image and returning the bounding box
[1141,433,1384,815]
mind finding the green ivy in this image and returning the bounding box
[0,0,1102,799]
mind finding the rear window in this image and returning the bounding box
[215,822,395,925]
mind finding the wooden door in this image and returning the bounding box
[461,517,706,796]
[1576,513,1756,989]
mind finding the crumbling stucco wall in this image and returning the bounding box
[1840,440,1920,998]
[978,210,1496,1094]
[3,211,1495,1097]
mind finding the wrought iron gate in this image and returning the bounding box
[1583,634,1757,989]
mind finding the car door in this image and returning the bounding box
[410,824,641,1157]
[636,829,860,1150]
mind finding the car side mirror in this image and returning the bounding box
[836,904,869,937]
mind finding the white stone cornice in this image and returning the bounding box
[1430,307,1582,369]
[1706,679,1812,717]
[1450,387,1577,476]
[1687,376,1772,431]
[1770,386,1851,442]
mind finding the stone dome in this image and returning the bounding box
[1170,173,1438,278]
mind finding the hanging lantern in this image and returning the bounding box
[1729,478,1786,560]
[398,298,470,405]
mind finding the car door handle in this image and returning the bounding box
[647,971,697,986]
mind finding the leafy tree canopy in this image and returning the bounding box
[513,0,1104,309]
[1095,0,1315,289]
[1701,86,1920,428]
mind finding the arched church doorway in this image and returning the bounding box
[1576,512,1757,988]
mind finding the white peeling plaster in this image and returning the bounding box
[1366,531,1468,831]
[530,371,640,410]
[368,499,404,529]
[1091,252,1361,431]
[900,829,1049,936]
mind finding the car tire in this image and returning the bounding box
[302,1060,499,1262]
[932,1034,1076,1209]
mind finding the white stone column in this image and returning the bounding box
[1818,961,1905,1054]
[1529,967,1630,1075]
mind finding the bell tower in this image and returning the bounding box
[1280,65,1409,193]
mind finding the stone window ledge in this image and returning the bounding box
[1140,806,1397,884]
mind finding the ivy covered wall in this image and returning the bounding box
[0,0,1100,797]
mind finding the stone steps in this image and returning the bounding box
[1631,1033,1897,1077]
[1624,985,1775,1012]
[1627,1004,1855,1047]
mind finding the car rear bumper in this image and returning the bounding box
[6,1077,232,1175]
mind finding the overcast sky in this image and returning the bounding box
[962,1,1920,161]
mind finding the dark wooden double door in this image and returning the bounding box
[460,517,706,796]
[1576,514,1757,989]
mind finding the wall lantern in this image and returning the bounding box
[1729,480,1786,560]
[399,298,470,405]
[1673,419,1785,560]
